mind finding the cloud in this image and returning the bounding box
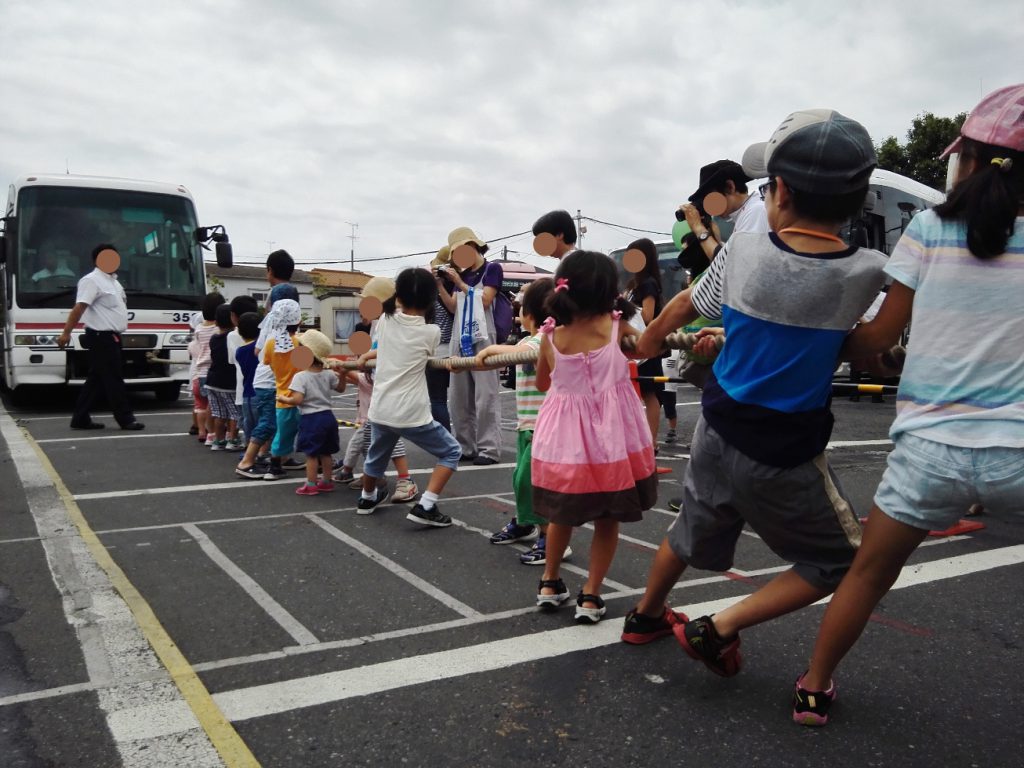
[2,0,1021,275]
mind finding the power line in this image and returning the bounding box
[582,216,671,237]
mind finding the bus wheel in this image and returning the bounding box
[154,382,182,402]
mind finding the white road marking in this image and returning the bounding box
[16,411,189,421]
[210,544,1024,723]
[0,410,223,765]
[305,514,483,619]
[827,439,893,449]
[36,432,189,443]
[74,462,517,501]
[183,523,320,646]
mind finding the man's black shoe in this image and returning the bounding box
[70,422,105,430]
[120,422,145,431]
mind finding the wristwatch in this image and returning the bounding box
[696,230,710,241]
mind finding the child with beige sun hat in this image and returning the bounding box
[276,329,347,495]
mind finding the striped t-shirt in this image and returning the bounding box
[515,334,545,431]
[885,210,1024,447]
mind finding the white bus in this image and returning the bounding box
[0,174,231,400]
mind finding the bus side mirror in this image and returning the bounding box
[0,234,6,264]
[196,225,232,268]
[216,241,233,268]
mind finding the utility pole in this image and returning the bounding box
[345,222,359,271]
[576,209,584,246]
[265,240,276,252]
[502,244,508,261]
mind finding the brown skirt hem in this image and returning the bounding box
[533,474,658,526]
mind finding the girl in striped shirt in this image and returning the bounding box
[478,278,566,565]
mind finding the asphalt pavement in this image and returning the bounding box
[1,384,1022,767]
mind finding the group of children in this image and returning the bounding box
[179,85,1023,730]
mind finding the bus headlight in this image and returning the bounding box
[166,332,191,347]
[14,334,60,347]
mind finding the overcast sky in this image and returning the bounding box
[2,0,1021,276]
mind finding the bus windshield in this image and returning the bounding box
[15,185,204,309]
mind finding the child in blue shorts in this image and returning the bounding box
[356,268,462,527]
[798,84,1024,727]
[277,329,346,495]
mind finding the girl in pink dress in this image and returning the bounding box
[532,251,658,623]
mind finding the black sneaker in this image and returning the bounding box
[489,519,536,544]
[621,605,689,645]
[668,497,682,512]
[676,615,743,677]
[70,421,104,430]
[281,457,305,470]
[406,503,452,527]
[262,465,286,482]
[792,673,837,727]
[235,465,266,480]
[357,486,389,515]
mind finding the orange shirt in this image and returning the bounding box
[264,337,300,409]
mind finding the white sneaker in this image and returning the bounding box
[390,477,419,503]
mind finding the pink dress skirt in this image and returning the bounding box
[531,314,657,525]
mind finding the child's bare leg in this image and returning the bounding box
[425,465,454,495]
[227,418,238,440]
[305,457,318,485]
[196,409,209,438]
[802,505,926,690]
[635,538,688,616]
[214,417,226,441]
[393,455,411,476]
[540,523,573,593]
[711,570,829,641]
[582,518,619,600]
[238,440,261,468]
[319,455,333,480]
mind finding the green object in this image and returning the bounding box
[672,219,692,250]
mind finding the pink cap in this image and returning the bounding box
[941,83,1024,158]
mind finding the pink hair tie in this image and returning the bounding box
[555,278,570,293]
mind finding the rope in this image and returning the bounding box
[330,332,728,371]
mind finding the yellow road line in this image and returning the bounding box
[23,425,260,767]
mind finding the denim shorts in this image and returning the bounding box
[875,432,1024,531]
[364,421,461,479]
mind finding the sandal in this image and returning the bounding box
[574,592,607,624]
[536,578,570,609]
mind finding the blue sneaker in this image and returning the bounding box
[489,519,537,545]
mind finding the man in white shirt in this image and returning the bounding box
[679,160,769,264]
[58,244,144,431]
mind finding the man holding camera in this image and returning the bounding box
[678,159,769,263]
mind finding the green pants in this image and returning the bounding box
[514,430,543,527]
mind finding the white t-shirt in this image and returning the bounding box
[367,311,440,429]
[226,329,245,404]
[75,268,129,332]
[727,194,770,235]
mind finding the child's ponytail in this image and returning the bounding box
[936,139,1023,260]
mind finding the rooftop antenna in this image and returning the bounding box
[65,158,70,174]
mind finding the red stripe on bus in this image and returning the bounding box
[14,322,188,330]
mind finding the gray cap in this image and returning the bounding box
[742,109,876,194]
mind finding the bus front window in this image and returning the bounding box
[15,186,205,309]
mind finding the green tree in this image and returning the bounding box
[876,112,967,191]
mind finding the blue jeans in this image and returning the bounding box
[239,396,257,442]
[364,421,461,479]
[249,388,277,445]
